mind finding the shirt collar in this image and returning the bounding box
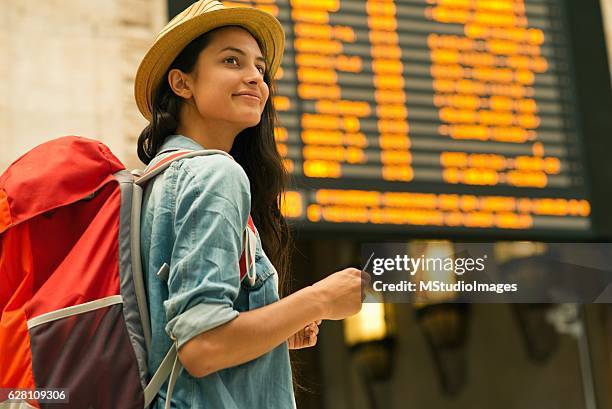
[157,134,205,154]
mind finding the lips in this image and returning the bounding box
[234,91,261,101]
[236,95,260,101]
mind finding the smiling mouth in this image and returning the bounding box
[235,94,260,102]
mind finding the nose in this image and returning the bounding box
[244,65,264,85]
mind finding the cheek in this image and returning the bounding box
[193,92,217,117]
[193,80,231,111]
[260,85,270,109]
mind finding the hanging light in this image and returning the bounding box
[412,240,458,305]
[343,287,397,383]
[344,293,390,346]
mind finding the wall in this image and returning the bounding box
[0,0,166,171]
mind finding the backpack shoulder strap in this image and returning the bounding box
[131,149,233,351]
[135,148,233,186]
[144,344,180,409]
[136,148,258,285]
[135,147,258,408]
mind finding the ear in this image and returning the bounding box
[168,69,193,99]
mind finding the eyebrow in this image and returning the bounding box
[219,47,266,65]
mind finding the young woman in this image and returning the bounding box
[134,1,366,407]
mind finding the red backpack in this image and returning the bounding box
[0,136,257,408]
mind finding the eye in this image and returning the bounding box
[224,56,265,75]
[224,56,239,65]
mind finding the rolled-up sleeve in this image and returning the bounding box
[163,155,251,349]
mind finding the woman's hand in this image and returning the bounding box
[287,320,322,350]
[311,267,368,320]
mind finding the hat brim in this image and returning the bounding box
[134,7,285,121]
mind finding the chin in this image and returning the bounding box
[234,119,261,131]
[239,115,263,127]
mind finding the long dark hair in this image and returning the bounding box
[137,26,293,298]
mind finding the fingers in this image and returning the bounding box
[308,325,318,345]
[304,322,320,340]
[305,322,319,335]
[290,322,322,350]
[290,322,319,349]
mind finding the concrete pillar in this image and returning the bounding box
[0,0,167,171]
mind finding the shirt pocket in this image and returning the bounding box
[239,246,279,310]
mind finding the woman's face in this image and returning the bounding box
[185,26,270,130]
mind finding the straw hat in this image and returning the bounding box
[134,0,285,121]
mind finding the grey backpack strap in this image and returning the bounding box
[143,344,182,408]
[164,348,183,409]
[133,149,229,408]
[131,148,233,351]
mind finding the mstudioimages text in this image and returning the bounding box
[371,254,487,276]
[373,280,519,294]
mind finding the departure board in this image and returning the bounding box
[222,0,592,237]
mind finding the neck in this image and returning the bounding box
[176,102,242,153]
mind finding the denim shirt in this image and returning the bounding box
[140,134,296,409]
